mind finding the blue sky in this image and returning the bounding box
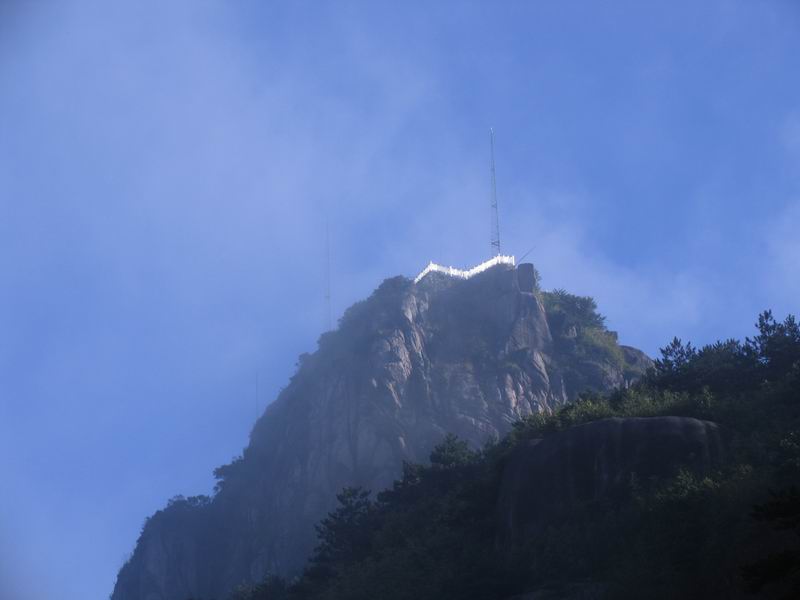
[1,1,799,598]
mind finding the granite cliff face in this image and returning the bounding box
[112,263,651,600]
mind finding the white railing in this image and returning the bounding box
[413,255,516,284]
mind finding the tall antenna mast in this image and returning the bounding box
[489,128,501,256]
[325,218,332,331]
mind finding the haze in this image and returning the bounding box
[1,1,799,598]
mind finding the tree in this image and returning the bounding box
[741,487,800,596]
[310,487,374,571]
[229,576,289,600]
[429,434,477,469]
[749,311,800,381]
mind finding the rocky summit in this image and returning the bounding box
[112,262,651,600]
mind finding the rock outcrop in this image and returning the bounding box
[497,416,726,545]
[112,263,650,600]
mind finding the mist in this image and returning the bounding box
[1,1,799,597]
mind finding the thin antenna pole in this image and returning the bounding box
[325,218,332,331]
[518,244,536,263]
[489,128,501,256]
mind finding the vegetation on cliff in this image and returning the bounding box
[541,289,630,396]
[232,311,800,600]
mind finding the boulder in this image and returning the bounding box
[497,416,726,544]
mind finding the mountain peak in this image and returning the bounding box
[112,262,650,600]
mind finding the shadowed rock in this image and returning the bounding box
[497,416,726,545]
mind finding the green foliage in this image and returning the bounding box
[650,311,800,395]
[167,494,212,508]
[312,487,375,567]
[273,438,520,600]
[234,310,800,600]
[540,289,631,397]
[542,289,606,330]
[429,433,478,468]
[230,576,289,600]
[751,310,800,380]
[213,456,244,493]
[740,487,800,596]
